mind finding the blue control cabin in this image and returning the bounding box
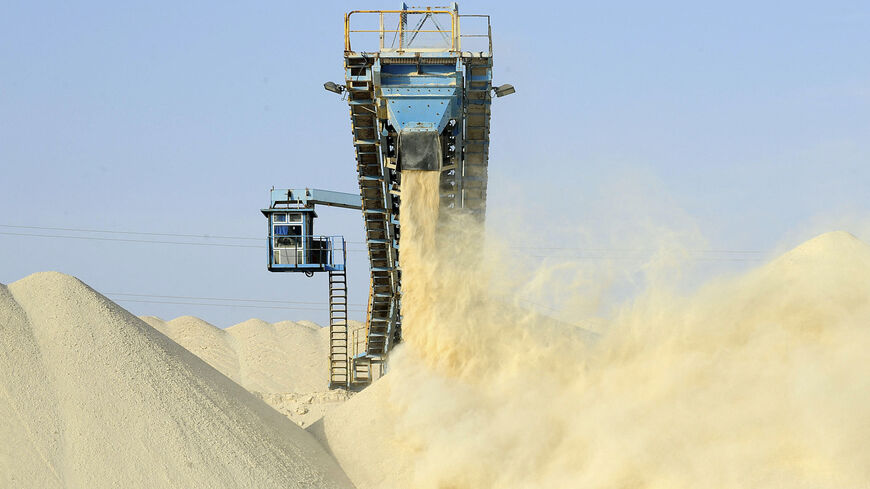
[262,207,342,274]
[261,188,361,275]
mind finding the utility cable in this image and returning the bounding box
[0,224,767,258]
[0,231,370,252]
[106,291,367,308]
[111,298,365,312]
[0,224,260,241]
[0,231,262,248]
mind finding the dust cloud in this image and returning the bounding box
[380,170,870,488]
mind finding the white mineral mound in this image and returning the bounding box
[0,272,354,489]
[141,315,242,383]
[141,316,366,395]
[229,318,325,392]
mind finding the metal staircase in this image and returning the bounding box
[345,55,402,365]
[460,61,492,218]
[328,269,350,388]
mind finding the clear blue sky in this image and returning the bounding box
[1,1,868,326]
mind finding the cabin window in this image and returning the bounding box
[274,224,302,248]
[273,213,286,223]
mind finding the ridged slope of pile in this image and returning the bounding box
[141,315,242,383]
[228,318,324,393]
[0,272,354,489]
[141,316,367,395]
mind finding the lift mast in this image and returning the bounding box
[261,188,362,389]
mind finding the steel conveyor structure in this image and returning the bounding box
[328,3,512,387]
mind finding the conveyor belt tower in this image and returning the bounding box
[330,3,512,386]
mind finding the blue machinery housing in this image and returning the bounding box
[263,4,510,388]
[261,188,361,274]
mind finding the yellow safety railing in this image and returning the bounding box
[345,9,460,53]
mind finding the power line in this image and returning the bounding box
[0,223,767,258]
[0,231,263,248]
[0,230,370,252]
[0,230,763,259]
[0,224,366,248]
[0,224,260,241]
[106,291,367,308]
[112,298,366,312]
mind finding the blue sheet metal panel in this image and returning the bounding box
[378,61,463,133]
[268,189,361,210]
[380,63,457,76]
[268,264,328,271]
[384,90,458,132]
[261,208,317,220]
[379,65,458,87]
[305,189,362,209]
[261,207,317,216]
[379,76,456,86]
[267,265,346,272]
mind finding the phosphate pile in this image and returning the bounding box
[139,315,364,426]
[3,177,870,489]
[0,272,354,489]
[313,171,870,489]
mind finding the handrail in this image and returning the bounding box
[364,271,377,355]
[267,234,346,268]
[345,9,459,53]
[459,14,492,54]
